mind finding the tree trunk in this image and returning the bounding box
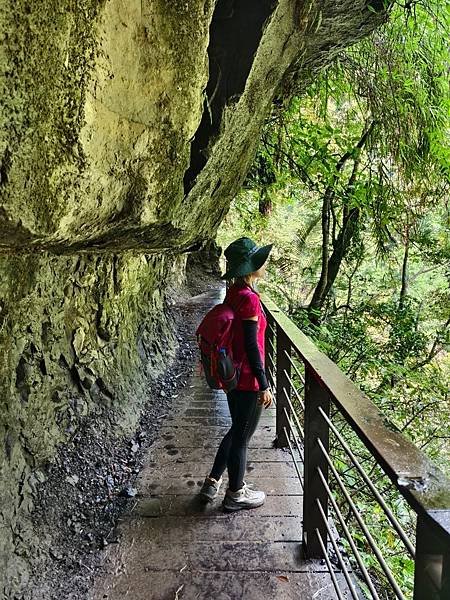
[308,189,331,318]
[259,188,272,215]
[307,122,375,323]
[399,225,410,310]
[320,206,360,303]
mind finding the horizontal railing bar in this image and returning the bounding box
[317,467,381,599]
[338,452,377,478]
[282,370,305,412]
[318,406,415,559]
[291,433,304,466]
[327,424,385,478]
[282,406,304,458]
[282,387,305,440]
[268,368,276,385]
[268,377,277,405]
[316,528,347,600]
[291,434,305,467]
[282,348,306,384]
[261,294,450,540]
[317,439,406,600]
[283,426,304,490]
[316,499,360,600]
[267,361,275,380]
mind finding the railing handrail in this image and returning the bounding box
[261,293,450,544]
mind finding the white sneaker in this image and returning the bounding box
[222,482,265,512]
[199,475,223,502]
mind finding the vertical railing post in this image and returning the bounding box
[302,365,330,558]
[414,515,450,600]
[275,326,291,448]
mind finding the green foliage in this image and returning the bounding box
[218,1,450,596]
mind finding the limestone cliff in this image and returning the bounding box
[0,0,389,595]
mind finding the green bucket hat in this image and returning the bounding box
[221,237,273,280]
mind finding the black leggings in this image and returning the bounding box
[209,389,262,492]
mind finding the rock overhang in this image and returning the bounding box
[0,0,389,254]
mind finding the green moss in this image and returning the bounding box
[0,0,104,237]
[0,249,182,594]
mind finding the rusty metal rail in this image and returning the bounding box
[261,294,450,600]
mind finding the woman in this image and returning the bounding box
[199,237,274,511]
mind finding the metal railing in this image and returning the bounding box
[262,294,450,600]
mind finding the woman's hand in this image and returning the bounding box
[257,388,273,409]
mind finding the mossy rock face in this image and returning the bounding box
[0,0,389,594]
[0,0,386,253]
[0,251,184,595]
[0,0,214,251]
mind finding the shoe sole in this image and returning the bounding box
[222,499,265,512]
[199,485,222,502]
[199,492,217,503]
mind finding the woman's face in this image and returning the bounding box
[254,262,267,279]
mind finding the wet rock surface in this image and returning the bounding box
[22,266,219,600]
[1,0,388,254]
[0,250,185,597]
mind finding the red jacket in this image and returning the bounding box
[224,281,267,391]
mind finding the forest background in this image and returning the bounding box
[218,2,449,595]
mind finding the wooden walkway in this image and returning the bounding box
[93,288,349,600]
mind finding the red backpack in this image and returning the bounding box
[196,301,243,392]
